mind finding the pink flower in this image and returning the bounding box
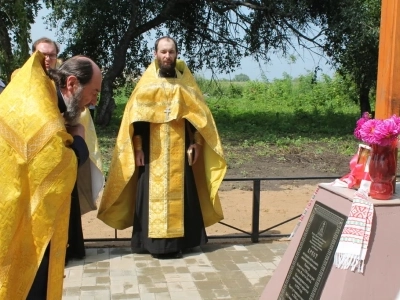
[362,112,371,119]
[359,119,379,144]
[390,114,400,127]
[354,112,371,140]
[354,113,400,147]
[374,118,399,146]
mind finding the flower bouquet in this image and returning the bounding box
[354,112,400,147]
[353,112,399,200]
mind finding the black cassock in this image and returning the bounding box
[65,184,86,261]
[131,121,207,255]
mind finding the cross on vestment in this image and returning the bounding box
[164,107,171,120]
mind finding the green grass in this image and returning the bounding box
[97,72,362,176]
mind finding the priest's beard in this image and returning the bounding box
[64,84,83,126]
[157,57,177,78]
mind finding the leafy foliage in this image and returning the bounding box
[0,0,383,123]
[0,0,42,81]
[318,0,381,113]
[234,73,250,81]
[43,0,332,125]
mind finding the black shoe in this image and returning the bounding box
[151,251,183,259]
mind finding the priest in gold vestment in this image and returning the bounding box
[0,54,78,299]
[0,52,103,299]
[98,36,227,258]
[11,37,105,264]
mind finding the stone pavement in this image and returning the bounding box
[62,241,288,300]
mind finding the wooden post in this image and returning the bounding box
[375,0,400,119]
[375,0,400,192]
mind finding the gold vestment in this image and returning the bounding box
[0,52,77,299]
[97,60,227,237]
[77,108,105,214]
[12,63,104,215]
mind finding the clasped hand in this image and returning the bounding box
[66,124,85,139]
[187,143,202,165]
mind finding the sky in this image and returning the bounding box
[31,8,335,81]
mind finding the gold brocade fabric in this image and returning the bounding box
[13,68,104,215]
[79,108,103,172]
[97,60,227,234]
[0,52,77,299]
[148,121,185,238]
[77,108,105,214]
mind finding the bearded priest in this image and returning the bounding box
[97,36,227,259]
[0,52,102,299]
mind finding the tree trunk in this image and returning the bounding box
[0,20,14,81]
[94,0,187,126]
[95,75,116,126]
[359,84,371,117]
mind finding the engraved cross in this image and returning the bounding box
[8,104,17,113]
[164,107,171,120]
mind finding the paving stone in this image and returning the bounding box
[81,277,96,286]
[96,277,110,285]
[138,266,164,275]
[194,280,225,290]
[137,275,153,284]
[168,290,202,299]
[82,268,109,277]
[232,245,248,251]
[154,292,171,299]
[64,287,82,296]
[166,282,183,292]
[140,293,156,300]
[198,289,219,299]
[110,248,132,255]
[63,242,288,299]
[111,294,141,299]
[97,262,110,268]
[164,273,193,283]
[63,280,82,288]
[179,281,197,291]
[68,269,83,278]
[149,273,166,283]
[213,289,231,299]
[139,282,168,294]
[212,261,240,271]
[109,269,136,277]
[175,266,190,273]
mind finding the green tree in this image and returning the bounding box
[0,0,41,81]
[318,0,381,115]
[45,0,330,125]
[233,73,250,82]
[1,0,381,120]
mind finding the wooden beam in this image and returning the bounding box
[375,0,400,119]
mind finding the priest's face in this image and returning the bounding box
[36,42,58,70]
[155,38,177,73]
[79,67,102,109]
[63,84,83,125]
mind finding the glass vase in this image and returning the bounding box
[369,143,397,200]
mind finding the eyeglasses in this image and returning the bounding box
[42,53,57,60]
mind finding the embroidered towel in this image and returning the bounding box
[334,190,374,273]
